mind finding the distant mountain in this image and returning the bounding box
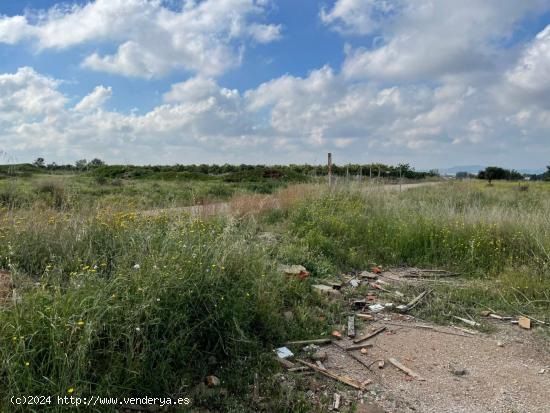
[438,165,546,176]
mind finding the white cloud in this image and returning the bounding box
[0,0,281,78]
[327,0,550,81]
[0,67,66,123]
[507,25,550,95]
[74,85,112,112]
[320,0,398,35]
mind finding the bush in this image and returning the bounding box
[34,180,69,209]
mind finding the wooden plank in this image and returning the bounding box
[388,358,426,381]
[296,359,366,390]
[276,357,295,369]
[347,315,356,338]
[345,343,374,351]
[284,338,332,346]
[352,326,386,344]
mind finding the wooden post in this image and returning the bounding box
[328,153,333,185]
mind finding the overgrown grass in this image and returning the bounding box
[0,179,549,411]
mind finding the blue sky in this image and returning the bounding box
[1,0,550,169]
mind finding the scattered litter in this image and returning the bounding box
[360,347,369,355]
[368,304,385,313]
[372,266,382,274]
[497,341,504,347]
[316,360,326,370]
[353,326,387,344]
[378,360,385,369]
[538,369,546,375]
[384,302,394,309]
[353,299,367,309]
[332,393,341,411]
[356,314,374,321]
[453,316,480,327]
[518,316,531,330]
[348,315,356,338]
[276,347,294,359]
[388,357,426,381]
[296,359,367,390]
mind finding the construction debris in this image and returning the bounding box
[348,315,356,338]
[296,359,367,390]
[518,316,531,330]
[388,358,426,381]
[280,264,310,279]
[353,326,387,344]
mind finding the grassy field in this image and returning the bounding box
[0,176,549,411]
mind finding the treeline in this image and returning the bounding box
[3,159,437,180]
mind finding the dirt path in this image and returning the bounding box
[322,319,550,413]
[141,181,442,217]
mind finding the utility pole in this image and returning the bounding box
[327,153,333,186]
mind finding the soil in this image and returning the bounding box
[282,266,550,413]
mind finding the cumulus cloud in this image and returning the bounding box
[507,25,550,96]
[0,0,281,78]
[74,85,112,112]
[0,67,66,123]
[324,0,550,81]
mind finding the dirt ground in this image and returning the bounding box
[282,267,550,413]
[318,318,550,413]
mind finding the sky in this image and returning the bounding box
[0,0,550,169]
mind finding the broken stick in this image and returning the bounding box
[284,338,332,346]
[353,326,387,344]
[388,358,426,381]
[296,359,366,390]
